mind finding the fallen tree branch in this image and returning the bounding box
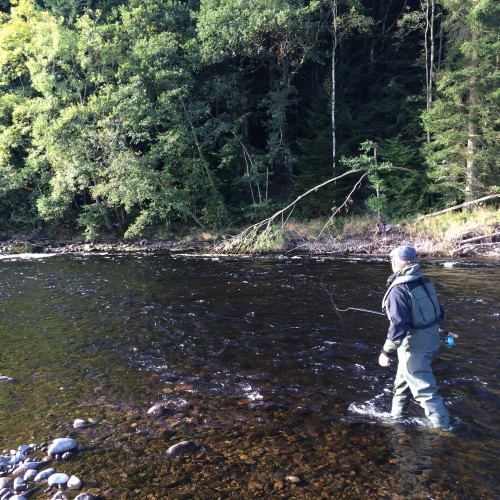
[452,241,500,256]
[217,169,364,253]
[418,194,500,219]
[458,232,500,245]
[317,172,368,240]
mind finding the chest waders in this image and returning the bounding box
[383,266,450,428]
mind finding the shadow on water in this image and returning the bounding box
[0,253,498,498]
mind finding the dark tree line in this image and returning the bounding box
[0,0,498,239]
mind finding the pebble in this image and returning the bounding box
[12,462,41,477]
[47,473,69,486]
[73,419,88,429]
[47,438,78,457]
[34,468,55,482]
[166,440,200,457]
[147,404,166,417]
[67,475,82,490]
[23,470,36,482]
[0,479,13,489]
[51,493,69,500]
[0,439,87,500]
[13,477,24,490]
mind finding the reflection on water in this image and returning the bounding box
[0,253,498,498]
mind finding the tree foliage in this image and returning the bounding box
[423,0,500,205]
[0,0,497,239]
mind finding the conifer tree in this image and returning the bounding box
[423,0,500,207]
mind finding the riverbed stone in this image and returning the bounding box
[48,473,69,487]
[23,470,37,482]
[13,477,25,491]
[166,440,200,457]
[47,438,78,456]
[50,493,69,500]
[0,478,13,488]
[34,468,55,482]
[74,494,98,500]
[147,404,166,417]
[73,419,88,429]
[67,475,82,490]
[12,462,41,477]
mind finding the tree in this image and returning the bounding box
[423,0,500,207]
[328,0,372,166]
[197,0,324,183]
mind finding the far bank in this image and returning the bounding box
[1,208,499,260]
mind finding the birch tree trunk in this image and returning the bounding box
[331,0,338,168]
[423,0,435,143]
[465,29,479,210]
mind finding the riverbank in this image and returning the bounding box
[1,229,498,260]
[1,210,499,259]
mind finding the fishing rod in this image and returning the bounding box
[322,284,458,347]
[321,284,386,319]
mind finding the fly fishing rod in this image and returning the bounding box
[322,284,385,319]
[322,284,458,347]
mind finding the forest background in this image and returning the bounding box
[0,0,498,249]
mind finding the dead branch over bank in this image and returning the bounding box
[418,194,500,219]
[216,169,364,253]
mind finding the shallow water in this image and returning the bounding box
[0,253,498,498]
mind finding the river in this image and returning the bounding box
[0,253,498,498]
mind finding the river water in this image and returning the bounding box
[0,253,498,498]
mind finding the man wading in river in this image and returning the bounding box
[378,245,451,429]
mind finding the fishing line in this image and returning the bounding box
[321,283,386,318]
[321,284,459,345]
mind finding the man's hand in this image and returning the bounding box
[379,352,392,367]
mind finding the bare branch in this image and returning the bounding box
[417,194,500,219]
[217,169,364,253]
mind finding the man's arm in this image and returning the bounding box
[379,285,411,366]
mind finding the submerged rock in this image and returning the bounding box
[166,440,200,457]
[47,438,78,456]
[50,493,70,500]
[73,419,88,429]
[23,469,37,482]
[48,473,69,486]
[0,478,14,488]
[67,475,82,490]
[12,462,41,477]
[147,404,166,417]
[34,468,55,482]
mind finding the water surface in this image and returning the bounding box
[0,253,498,498]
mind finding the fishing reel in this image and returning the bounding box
[445,333,454,347]
[439,329,457,348]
